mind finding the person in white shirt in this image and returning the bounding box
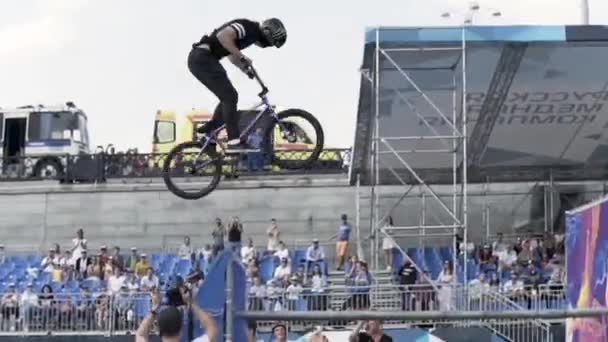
[200,244,212,263]
[41,249,60,273]
[124,271,140,293]
[306,239,325,271]
[248,276,266,311]
[273,241,290,262]
[468,273,490,309]
[502,273,524,300]
[140,267,159,291]
[436,261,454,311]
[59,250,73,268]
[241,238,257,264]
[107,268,126,294]
[20,284,39,308]
[178,236,193,260]
[273,257,292,284]
[20,283,39,329]
[285,277,303,310]
[267,218,281,254]
[492,233,507,252]
[70,228,87,264]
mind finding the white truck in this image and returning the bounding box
[0,102,91,179]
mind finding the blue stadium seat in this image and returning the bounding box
[407,248,424,270]
[423,247,442,278]
[50,281,63,292]
[439,246,452,262]
[259,256,275,283]
[391,249,404,272]
[292,250,306,264]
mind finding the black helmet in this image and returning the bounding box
[261,18,287,48]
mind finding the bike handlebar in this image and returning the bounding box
[240,57,269,98]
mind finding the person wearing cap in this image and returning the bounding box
[285,275,303,310]
[305,239,325,272]
[41,248,59,273]
[332,214,351,271]
[135,253,150,277]
[99,244,109,260]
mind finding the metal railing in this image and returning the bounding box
[499,284,566,313]
[0,291,153,336]
[483,286,553,342]
[246,283,557,341]
[0,283,565,337]
[0,149,351,182]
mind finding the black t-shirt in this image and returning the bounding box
[398,264,417,285]
[228,223,242,242]
[195,18,266,59]
[357,332,393,342]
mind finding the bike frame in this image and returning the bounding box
[193,65,286,168]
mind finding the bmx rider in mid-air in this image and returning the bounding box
[188,18,287,153]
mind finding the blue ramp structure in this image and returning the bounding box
[190,251,247,342]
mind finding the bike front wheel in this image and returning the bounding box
[266,108,324,170]
[162,141,222,200]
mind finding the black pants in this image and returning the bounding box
[188,48,240,140]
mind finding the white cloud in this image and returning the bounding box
[0,0,90,59]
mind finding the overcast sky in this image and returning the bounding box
[0,0,606,152]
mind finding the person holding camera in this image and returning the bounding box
[135,288,218,342]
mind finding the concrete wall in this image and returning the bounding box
[0,176,360,252]
[0,175,531,254]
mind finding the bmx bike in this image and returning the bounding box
[162,63,325,200]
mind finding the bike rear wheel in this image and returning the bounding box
[266,108,324,170]
[162,141,222,200]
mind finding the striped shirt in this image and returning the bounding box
[195,18,265,59]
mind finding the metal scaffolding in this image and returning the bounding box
[358,25,470,279]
